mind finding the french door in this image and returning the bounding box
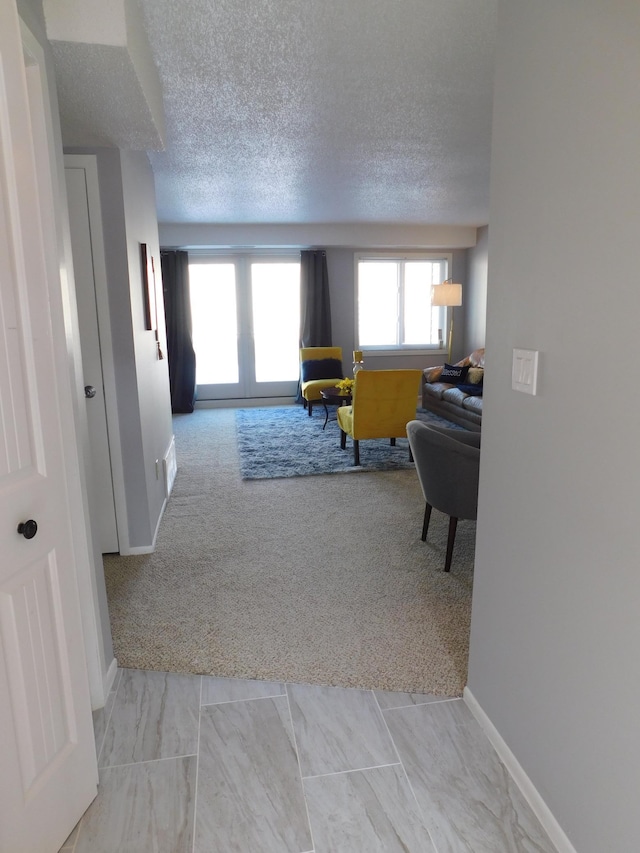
[189,255,301,401]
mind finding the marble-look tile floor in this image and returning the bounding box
[59,668,557,852]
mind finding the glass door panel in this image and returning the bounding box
[189,261,242,399]
[250,262,300,395]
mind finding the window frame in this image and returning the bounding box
[354,251,453,356]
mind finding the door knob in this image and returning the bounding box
[84,385,96,398]
[17,519,38,539]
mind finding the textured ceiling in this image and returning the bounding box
[56,0,499,226]
[44,0,165,149]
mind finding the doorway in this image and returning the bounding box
[64,155,129,555]
[189,255,301,401]
[65,160,118,553]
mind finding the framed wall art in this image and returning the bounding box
[140,242,156,330]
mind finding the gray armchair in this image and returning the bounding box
[406,420,481,572]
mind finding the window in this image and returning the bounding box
[356,253,451,350]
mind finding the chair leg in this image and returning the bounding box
[390,437,396,446]
[409,447,414,462]
[444,517,458,572]
[308,401,313,416]
[421,503,432,541]
[340,429,346,449]
[353,440,360,466]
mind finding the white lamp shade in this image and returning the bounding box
[431,282,462,307]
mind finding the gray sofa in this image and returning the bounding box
[421,348,484,433]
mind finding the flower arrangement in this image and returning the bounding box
[336,377,354,395]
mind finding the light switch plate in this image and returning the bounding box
[512,348,539,395]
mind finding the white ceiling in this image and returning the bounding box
[50,0,498,227]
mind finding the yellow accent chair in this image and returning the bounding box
[299,346,344,416]
[336,369,422,465]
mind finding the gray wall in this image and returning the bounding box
[91,148,150,545]
[17,0,44,33]
[120,149,173,545]
[65,147,173,550]
[467,2,640,851]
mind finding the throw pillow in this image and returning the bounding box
[300,357,343,382]
[440,363,469,384]
[467,367,484,385]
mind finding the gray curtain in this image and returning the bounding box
[300,249,332,346]
[160,250,197,413]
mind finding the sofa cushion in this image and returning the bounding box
[442,387,470,406]
[423,382,449,401]
[440,363,469,384]
[462,395,483,415]
[301,378,344,402]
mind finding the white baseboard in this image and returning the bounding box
[121,544,155,555]
[92,656,118,711]
[163,435,177,497]
[463,687,577,853]
[103,656,118,696]
[118,496,167,555]
[195,397,294,409]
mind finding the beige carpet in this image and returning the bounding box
[104,407,475,696]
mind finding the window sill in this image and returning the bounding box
[361,348,448,359]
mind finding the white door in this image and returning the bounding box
[65,164,119,553]
[0,5,98,852]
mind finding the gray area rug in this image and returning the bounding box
[104,408,475,696]
[236,404,463,479]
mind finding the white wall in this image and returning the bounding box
[467,3,640,851]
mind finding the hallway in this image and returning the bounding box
[60,668,555,852]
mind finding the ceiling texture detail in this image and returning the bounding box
[46,0,498,226]
[43,0,165,151]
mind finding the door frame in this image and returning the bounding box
[64,154,130,555]
[190,251,301,402]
